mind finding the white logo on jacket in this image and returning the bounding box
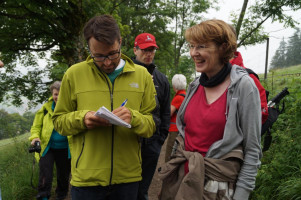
[129,83,139,88]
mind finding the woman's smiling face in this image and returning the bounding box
[189,41,224,78]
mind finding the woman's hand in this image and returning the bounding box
[31,138,41,146]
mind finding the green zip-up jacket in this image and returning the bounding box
[52,53,157,187]
[29,97,70,161]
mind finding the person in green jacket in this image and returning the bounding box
[52,15,157,200]
[29,81,71,200]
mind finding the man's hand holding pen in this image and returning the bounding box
[84,99,131,129]
[112,106,131,124]
[113,98,131,124]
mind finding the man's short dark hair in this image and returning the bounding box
[83,15,121,45]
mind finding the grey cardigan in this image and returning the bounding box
[176,65,262,200]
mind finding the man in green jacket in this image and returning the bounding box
[52,15,157,200]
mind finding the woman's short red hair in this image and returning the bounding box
[185,19,237,64]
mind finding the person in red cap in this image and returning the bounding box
[132,33,170,200]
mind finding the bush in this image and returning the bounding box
[251,77,301,200]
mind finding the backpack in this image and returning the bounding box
[245,68,289,151]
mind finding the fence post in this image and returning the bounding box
[264,37,269,80]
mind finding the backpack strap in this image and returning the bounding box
[245,68,269,100]
[245,68,259,80]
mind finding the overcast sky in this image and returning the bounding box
[203,0,301,74]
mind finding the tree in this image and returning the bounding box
[0,109,10,139]
[285,28,301,66]
[1,0,301,107]
[0,0,128,106]
[270,38,287,69]
[0,109,31,139]
[167,0,214,74]
[231,0,301,47]
[118,0,175,75]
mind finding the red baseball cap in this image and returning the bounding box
[134,33,159,49]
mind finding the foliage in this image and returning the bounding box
[164,0,215,72]
[250,65,301,200]
[118,0,175,75]
[270,28,301,69]
[1,0,301,107]
[0,109,34,139]
[0,0,125,106]
[270,38,287,69]
[230,0,301,47]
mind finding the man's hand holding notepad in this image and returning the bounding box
[94,106,131,128]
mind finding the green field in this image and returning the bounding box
[0,132,30,148]
[0,132,38,200]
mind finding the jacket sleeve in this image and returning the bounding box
[159,77,171,141]
[52,72,88,136]
[234,77,262,200]
[128,71,157,138]
[29,105,45,141]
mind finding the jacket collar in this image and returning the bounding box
[132,58,156,74]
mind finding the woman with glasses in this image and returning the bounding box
[159,19,262,200]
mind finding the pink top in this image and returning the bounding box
[184,85,227,156]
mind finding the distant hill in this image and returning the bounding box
[0,99,41,114]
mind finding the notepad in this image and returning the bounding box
[94,106,131,128]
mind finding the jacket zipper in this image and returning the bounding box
[75,135,85,168]
[102,72,115,185]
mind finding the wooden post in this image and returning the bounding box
[264,37,269,79]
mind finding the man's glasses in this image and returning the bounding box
[137,47,157,53]
[90,48,121,62]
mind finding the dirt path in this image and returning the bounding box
[50,141,167,200]
[147,140,166,200]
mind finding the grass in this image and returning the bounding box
[0,132,38,200]
[269,64,301,75]
[0,133,60,200]
[0,132,30,147]
[250,64,301,200]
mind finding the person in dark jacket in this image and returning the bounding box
[132,33,171,200]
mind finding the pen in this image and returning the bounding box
[120,98,128,107]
